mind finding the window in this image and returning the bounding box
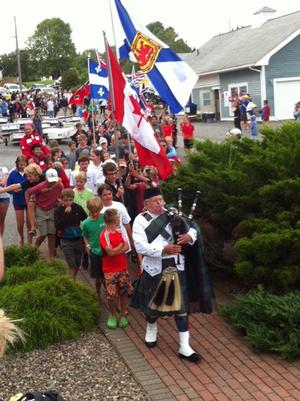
[202,92,211,106]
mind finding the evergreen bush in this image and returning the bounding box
[4,245,40,268]
[1,259,66,287]
[1,246,98,353]
[163,122,300,290]
[220,287,300,360]
[0,276,99,352]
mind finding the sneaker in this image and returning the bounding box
[118,316,128,328]
[107,314,117,329]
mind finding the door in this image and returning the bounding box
[274,78,300,120]
[214,90,220,120]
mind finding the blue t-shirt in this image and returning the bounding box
[6,169,27,206]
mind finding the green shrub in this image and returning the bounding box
[1,259,66,287]
[163,122,300,291]
[220,287,300,360]
[0,276,99,352]
[4,245,40,268]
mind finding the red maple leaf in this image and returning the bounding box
[129,95,144,127]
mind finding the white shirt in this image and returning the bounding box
[87,163,104,193]
[47,100,54,112]
[101,201,131,252]
[132,211,197,277]
[69,169,97,193]
[0,166,9,199]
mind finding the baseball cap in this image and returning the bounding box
[100,137,108,144]
[46,168,59,183]
[119,160,127,168]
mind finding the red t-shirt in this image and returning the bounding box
[181,123,194,140]
[27,180,63,211]
[100,229,128,273]
[162,125,173,139]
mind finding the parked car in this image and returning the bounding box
[30,83,47,92]
[0,87,10,99]
[3,83,20,93]
[40,86,56,95]
[3,83,28,93]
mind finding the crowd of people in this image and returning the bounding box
[0,104,205,361]
[229,92,270,139]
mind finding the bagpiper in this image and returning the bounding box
[131,187,213,363]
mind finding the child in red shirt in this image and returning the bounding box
[180,115,194,155]
[100,208,132,329]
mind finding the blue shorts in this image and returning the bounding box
[0,198,9,204]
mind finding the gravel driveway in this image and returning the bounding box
[0,329,151,401]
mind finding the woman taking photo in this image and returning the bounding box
[6,155,30,246]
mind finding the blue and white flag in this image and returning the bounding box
[88,59,109,100]
[115,0,198,114]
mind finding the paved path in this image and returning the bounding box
[76,260,300,401]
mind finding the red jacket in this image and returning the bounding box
[20,132,50,159]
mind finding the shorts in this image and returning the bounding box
[183,139,193,149]
[104,270,132,300]
[240,112,248,122]
[14,204,27,211]
[0,198,9,204]
[36,207,56,236]
[89,251,104,279]
[61,238,83,270]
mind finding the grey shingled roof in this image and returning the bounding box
[184,10,300,75]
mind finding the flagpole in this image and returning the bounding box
[108,0,119,60]
[103,31,121,179]
[88,55,96,145]
[91,99,96,145]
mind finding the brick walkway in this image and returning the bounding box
[78,267,300,401]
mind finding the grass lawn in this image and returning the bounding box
[24,80,55,87]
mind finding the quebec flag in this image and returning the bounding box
[88,59,109,100]
[115,0,198,114]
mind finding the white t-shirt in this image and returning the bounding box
[101,201,131,252]
[47,100,54,112]
[0,166,9,199]
[69,169,97,193]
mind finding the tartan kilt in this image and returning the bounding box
[130,269,189,316]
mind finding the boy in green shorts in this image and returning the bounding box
[82,197,106,298]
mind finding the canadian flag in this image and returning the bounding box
[107,45,173,180]
[69,82,90,105]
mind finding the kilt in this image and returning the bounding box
[130,269,189,317]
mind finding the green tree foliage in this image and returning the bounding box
[27,18,76,79]
[61,67,81,90]
[220,287,300,360]
[0,49,36,81]
[163,122,300,290]
[146,21,193,52]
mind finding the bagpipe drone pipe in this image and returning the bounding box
[167,188,213,314]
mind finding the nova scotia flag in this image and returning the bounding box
[88,59,109,100]
[115,0,198,114]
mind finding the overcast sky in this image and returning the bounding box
[1,0,299,56]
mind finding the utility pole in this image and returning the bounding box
[14,16,23,92]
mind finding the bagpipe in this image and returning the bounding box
[148,189,202,314]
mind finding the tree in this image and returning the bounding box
[146,22,193,53]
[0,49,36,82]
[28,18,76,79]
[61,67,81,90]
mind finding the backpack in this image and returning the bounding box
[14,391,65,401]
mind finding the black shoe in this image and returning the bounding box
[145,340,157,348]
[178,352,202,363]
